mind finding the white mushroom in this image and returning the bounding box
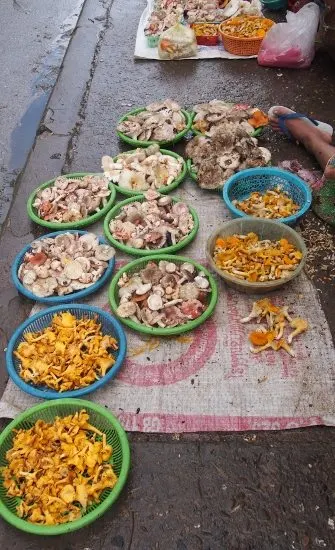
[58,275,72,287]
[158,196,173,206]
[128,238,144,249]
[117,302,137,318]
[194,276,210,289]
[33,266,50,279]
[259,147,272,165]
[75,256,91,271]
[165,262,177,273]
[50,260,61,271]
[78,272,94,284]
[179,282,200,301]
[63,260,83,280]
[22,270,37,286]
[147,293,163,311]
[95,244,115,261]
[181,263,195,276]
[78,233,98,251]
[136,283,152,296]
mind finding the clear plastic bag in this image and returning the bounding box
[158,23,197,60]
[257,3,320,69]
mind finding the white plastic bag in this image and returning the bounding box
[258,3,320,69]
[158,23,197,60]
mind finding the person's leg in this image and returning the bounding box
[269,107,335,170]
[269,106,335,226]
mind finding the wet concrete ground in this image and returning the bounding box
[0,0,86,227]
[0,0,335,548]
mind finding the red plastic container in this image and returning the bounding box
[191,24,219,47]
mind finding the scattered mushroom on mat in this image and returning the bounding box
[241,298,309,357]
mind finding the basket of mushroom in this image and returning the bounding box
[185,122,271,191]
[102,145,187,197]
[12,231,116,303]
[116,100,192,147]
[206,218,307,293]
[27,173,116,230]
[103,190,199,256]
[109,255,218,335]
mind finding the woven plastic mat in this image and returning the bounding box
[1,180,334,432]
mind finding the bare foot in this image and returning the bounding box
[269,107,332,145]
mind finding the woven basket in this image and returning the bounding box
[0,399,130,535]
[219,17,274,56]
[206,219,307,294]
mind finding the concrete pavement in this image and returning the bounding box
[0,0,335,548]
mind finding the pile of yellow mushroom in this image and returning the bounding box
[241,298,308,357]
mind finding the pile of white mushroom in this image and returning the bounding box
[18,233,115,297]
[109,190,194,250]
[116,260,211,328]
[33,175,111,223]
[116,100,186,142]
[102,145,184,192]
[186,122,271,190]
[192,100,263,136]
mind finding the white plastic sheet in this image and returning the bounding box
[134,0,259,60]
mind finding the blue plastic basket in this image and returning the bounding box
[222,167,312,225]
[6,304,127,399]
[12,230,115,304]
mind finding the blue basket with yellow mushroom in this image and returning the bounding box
[222,167,312,225]
[6,304,127,399]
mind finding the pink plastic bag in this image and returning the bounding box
[257,3,320,69]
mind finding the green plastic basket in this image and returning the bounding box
[187,159,198,183]
[111,149,187,197]
[27,173,116,230]
[103,196,199,256]
[190,110,264,138]
[117,108,193,147]
[109,254,218,336]
[0,399,130,535]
